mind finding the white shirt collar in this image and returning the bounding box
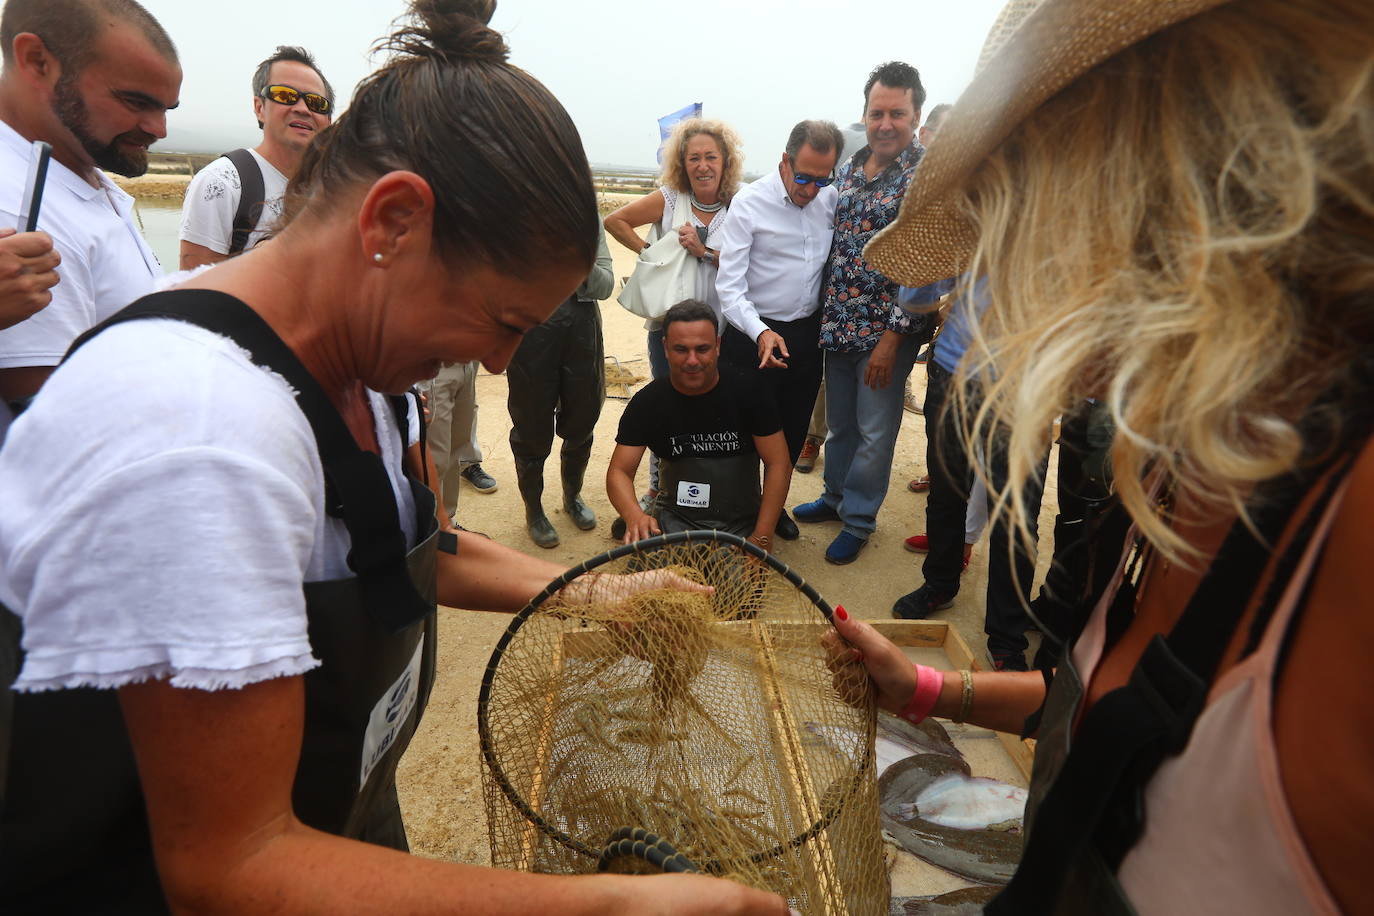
[0,118,111,204]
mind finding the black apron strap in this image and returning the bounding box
[65,291,430,633]
[991,453,1355,913]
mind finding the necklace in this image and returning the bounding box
[690,192,723,213]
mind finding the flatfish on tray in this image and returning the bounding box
[879,754,1026,885]
[878,711,962,763]
[802,715,962,778]
[889,885,1000,915]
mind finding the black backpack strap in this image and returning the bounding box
[66,291,431,633]
[223,149,266,256]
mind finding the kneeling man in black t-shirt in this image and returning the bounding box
[608,300,792,552]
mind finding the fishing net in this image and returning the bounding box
[479,531,888,915]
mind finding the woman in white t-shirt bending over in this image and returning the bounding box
[0,2,783,915]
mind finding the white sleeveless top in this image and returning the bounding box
[657,186,730,317]
[1070,483,1348,914]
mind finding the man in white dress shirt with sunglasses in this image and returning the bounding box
[715,119,843,544]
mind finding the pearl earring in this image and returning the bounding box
[372,252,384,264]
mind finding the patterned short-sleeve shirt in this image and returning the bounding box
[819,141,930,352]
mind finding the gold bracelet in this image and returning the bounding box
[954,669,974,723]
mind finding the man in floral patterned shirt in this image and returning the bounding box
[794,61,934,564]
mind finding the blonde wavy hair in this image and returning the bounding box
[953,0,1374,561]
[659,118,743,204]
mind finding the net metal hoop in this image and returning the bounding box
[476,529,874,873]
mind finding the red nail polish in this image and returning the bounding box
[835,606,849,622]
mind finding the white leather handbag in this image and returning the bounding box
[617,191,697,320]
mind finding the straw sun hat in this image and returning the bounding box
[865,0,1236,288]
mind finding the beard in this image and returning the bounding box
[51,74,154,178]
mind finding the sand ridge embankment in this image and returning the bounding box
[111,170,642,217]
[110,173,193,201]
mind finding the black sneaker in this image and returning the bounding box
[891,585,956,619]
[461,464,498,493]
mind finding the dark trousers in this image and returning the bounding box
[922,361,1048,659]
[719,311,823,464]
[1028,402,1128,668]
[986,429,1049,660]
[507,298,604,479]
[922,361,974,595]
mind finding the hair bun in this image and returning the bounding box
[382,0,508,64]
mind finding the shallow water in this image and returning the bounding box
[130,200,181,276]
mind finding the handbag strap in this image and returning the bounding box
[670,187,693,230]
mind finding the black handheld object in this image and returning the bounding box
[16,140,52,232]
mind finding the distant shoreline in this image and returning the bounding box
[112,173,192,201]
[114,156,650,213]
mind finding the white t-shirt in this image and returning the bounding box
[0,317,421,693]
[0,120,162,369]
[179,149,289,255]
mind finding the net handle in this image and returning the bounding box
[596,826,700,874]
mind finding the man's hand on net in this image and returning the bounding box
[624,512,662,544]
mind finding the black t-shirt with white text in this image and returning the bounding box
[616,371,782,460]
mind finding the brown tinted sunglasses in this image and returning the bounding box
[260,84,332,116]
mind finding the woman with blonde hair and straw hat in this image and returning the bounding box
[828,0,1374,912]
[605,118,743,528]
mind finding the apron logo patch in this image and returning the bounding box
[677,481,711,509]
[360,640,425,788]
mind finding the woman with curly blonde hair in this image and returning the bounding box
[830,0,1374,912]
[605,117,743,328]
[605,117,743,518]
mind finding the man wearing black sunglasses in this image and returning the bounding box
[716,120,844,544]
[179,45,333,270]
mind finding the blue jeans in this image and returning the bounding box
[820,336,920,538]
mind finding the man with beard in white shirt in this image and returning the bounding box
[0,0,179,407]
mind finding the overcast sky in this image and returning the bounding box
[136,0,1006,170]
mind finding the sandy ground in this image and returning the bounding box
[394,222,1061,864]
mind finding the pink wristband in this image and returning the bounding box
[900,663,944,724]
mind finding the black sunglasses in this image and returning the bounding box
[260,84,332,116]
[791,171,835,188]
